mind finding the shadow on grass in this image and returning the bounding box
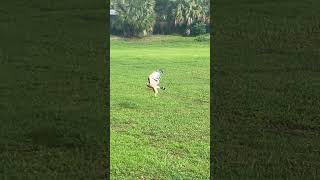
[117,102,139,109]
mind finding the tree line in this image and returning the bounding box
[110,0,210,37]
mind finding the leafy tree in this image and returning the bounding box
[154,0,176,34]
[110,0,210,36]
[111,0,156,37]
[173,0,209,35]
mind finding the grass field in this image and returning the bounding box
[2,0,320,178]
[0,1,107,178]
[110,35,210,179]
[213,0,320,178]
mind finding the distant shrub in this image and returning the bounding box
[195,34,210,42]
[191,22,207,36]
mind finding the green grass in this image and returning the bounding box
[110,35,210,179]
[213,0,320,178]
[0,1,107,179]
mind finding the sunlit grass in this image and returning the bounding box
[110,35,210,179]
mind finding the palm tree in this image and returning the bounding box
[154,0,176,34]
[173,0,209,35]
[111,0,156,37]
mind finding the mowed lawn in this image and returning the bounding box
[110,35,210,179]
[0,1,107,178]
[213,0,320,178]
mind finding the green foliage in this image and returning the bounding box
[111,0,156,37]
[111,0,210,36]
[171,0,209,36]
[191,22,207,36]
[173,0,208,26]
[153,0,176,34]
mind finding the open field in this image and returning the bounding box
[110,35,210,179]
[213,0,320,178]
[0,1,107,178]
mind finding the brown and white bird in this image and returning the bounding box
[146,69,165,97]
